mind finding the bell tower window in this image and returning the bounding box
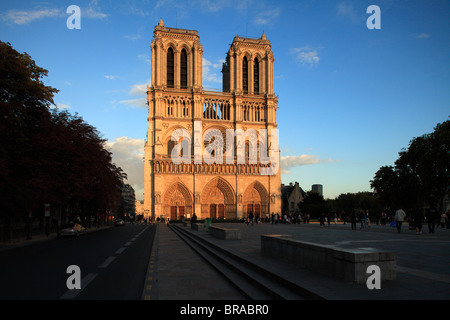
[254,57,259,94]
[180,49,188,89]
[243,56,248,94]
[167,47,174,88]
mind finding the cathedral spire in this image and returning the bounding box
[261,31,266,40]
[158,17,164,27]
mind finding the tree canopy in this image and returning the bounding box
[371,119,450,210]
[0,41,126,239]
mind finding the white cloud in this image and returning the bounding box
[202,57,223,86]
[1,0,108,25]
[138,54,151,65]
[416,33,430,39]
[56,104,71,109]
[129,83,148,96]
[119,82,148,108]
[124,34,142,41]
[104,75,119,80]
[107,136,145,200]
[50,103,71,110]
[1,8,61,25]
[84,0,109,19]
[280,154,337,174]
[336,2,359,23]
[119,98,147,108]
[253,7,281,26]
[291,46,320,68]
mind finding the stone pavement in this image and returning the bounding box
[143,222,246,300]
[151,221,450,300]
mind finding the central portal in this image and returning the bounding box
[202,177,236,219]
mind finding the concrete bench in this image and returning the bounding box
[210,226,242,240]
[261,235,396,284]
[191,223,205,231]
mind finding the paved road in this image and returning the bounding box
[0,224,155,299]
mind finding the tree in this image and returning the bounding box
[0,41,59,238]
[334,192,381,220]
[371,118,450,210]
[370,166,400,208]
[298,191,329,219]
[0,41,126,240]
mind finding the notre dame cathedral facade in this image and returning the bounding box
[143,18,281,221]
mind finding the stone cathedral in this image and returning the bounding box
[143,19,281,221]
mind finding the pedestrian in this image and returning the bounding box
[447,211,450,229]
[381,212,387,226]
[359,210,365,229]
[350,210,357,230]
[439,211,447,228]
[394,208,406,233]
[427,206,439,233]
[26,210,33,240]
[365,210,371,228]
[191,212,197,227]
[247,212,254,226]
[411,207,423,234]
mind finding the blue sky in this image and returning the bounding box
[1,0,449,201]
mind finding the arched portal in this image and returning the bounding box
[201,177,235,219]
[243,181,268,220]
[163,182,193,220]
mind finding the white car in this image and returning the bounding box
[114,219,125,226]
[58,222,87,237]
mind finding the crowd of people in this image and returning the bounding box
[242,207,450,235]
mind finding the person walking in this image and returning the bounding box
[350,210,357,230]
[412,207,423,234]
[359,210,365,229]
[439,211,447,229]
[247,212,254,226]
[365,210,371,228]
[427,206,439,233]
[394,208,406,233]
[191,212,197,227]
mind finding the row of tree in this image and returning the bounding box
[299,191,382,221]
[299,118,449,220]
[370,119,449,211]
[0,41,126,240]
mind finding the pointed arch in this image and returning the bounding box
[163,181,193,220]
[180,48,188,89]
[253,57,260,94]
[201,177,236,219]
[242,56,249,94]
[243,181,268,218]
[167,47,174,88]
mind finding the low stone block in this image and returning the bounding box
[210,226,241,240]
[191,223,205,231]
[261,234,396,284]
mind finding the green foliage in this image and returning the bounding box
[371,118,450,210]
[298,191,330,219]
[0,41,126,238]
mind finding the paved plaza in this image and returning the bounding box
[152,221,450,300]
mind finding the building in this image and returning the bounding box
[143,19,281,221]
[281,182,305,214]
[120,184,136,219]
[311,184,323,196]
